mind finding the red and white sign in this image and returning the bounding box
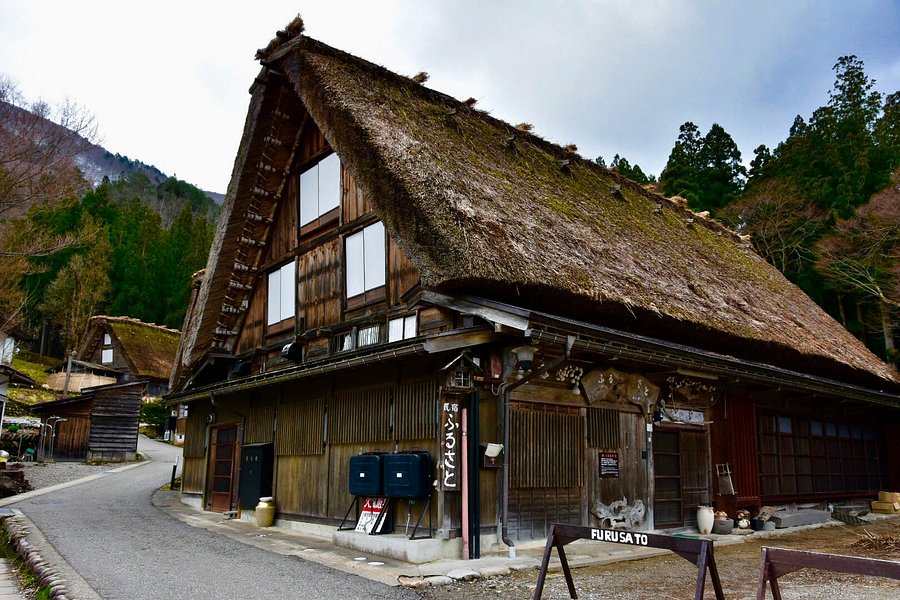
[355,497,388,533]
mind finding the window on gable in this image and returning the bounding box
[299,153,341,227]
[388,315,417,343]
[101,348,113,364]
[345,221,385,300]
[103,333,111,345]
[267,262,296,326]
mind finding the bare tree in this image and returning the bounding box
[0,76,98,331]
[723,178,828,275]
[816,173,900,366]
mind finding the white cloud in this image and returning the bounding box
[1,0,898,191]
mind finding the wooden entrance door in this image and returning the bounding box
[653,428,709,528]
[508,403,585,540]
[208,425,239,512]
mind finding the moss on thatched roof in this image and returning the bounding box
[173,25,898,389]
[83,316,180,381]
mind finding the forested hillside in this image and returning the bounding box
[1,78,216,356]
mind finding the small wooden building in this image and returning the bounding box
[49,315,180,397]
[31,381,144,462]
[165,19,899,560]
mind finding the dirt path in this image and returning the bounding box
[423,517,900,599]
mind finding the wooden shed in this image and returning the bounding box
[31,381,144,462]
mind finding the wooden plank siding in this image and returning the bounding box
[265,169,299,262]
[182,457,207,494]
[89,387,142,455]
[328,388,392,444]
[235,277,267,354]
[394,380,438,440]
[587,409,649,521]
[275,454,329,516]
[730,398,760,506]
[508,401,585,539]
[509,403,584,488]
[298,238,341,330]
[275,397,325,455]
[389,237,419,305]
[183,406,209,459]
[89,416,139,453]
[587,407,619,449]
[341,164,371,224]
[244,401,276,444]
[269,376,441,521]
[54,416,91,460]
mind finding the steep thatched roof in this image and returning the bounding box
[173,24,898,390]
[81,316,180,382]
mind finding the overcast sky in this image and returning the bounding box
[1,1,899,193]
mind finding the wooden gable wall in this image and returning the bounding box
[232,117,423,366]
[84,326,130,374]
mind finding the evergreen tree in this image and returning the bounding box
[659,122,704,205]
[659,122,744,212]
[697,124,746,211]
[598,154,656,185]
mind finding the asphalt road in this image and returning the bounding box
[11,437,418,600]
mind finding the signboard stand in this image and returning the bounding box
[533,523,724,600]
[337,496,392,535]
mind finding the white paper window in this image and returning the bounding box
[300,153,341,227]
[345,221,385,298]
[103,333,111,345]
[335,332,353,353]
[267,262,296,326]
[357,325,382,347]
[101,348,114,364]
[388,315,417,343]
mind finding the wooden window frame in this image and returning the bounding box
[344,221,387,309]
[298,153,341,234]
[757,411,882,500]
[266,261,296,328]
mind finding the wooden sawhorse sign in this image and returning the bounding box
[757,547,900,599]
[533,523,724,600]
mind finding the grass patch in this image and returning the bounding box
[0,522,53,599]
[10,354,56,387]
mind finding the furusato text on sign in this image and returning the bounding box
[590,528,649,546]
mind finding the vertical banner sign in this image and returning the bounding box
[441,400,461,490]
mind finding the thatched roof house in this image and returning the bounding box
[173,21,897,393]
[166,19,899,550]
[78,316,180,395]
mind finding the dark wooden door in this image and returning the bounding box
[209,425,239,512]
[653,430,682,528]
[653,428,709,528]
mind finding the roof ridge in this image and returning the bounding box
[90,315,181,335]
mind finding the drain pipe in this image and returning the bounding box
[461,406,469,560]
[499,335,575,558]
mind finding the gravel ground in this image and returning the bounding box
[423,517,900,600]
[18,460,124,491]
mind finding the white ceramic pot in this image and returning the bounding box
[697,506,714,535]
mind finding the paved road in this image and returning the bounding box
[11,437,418,600]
